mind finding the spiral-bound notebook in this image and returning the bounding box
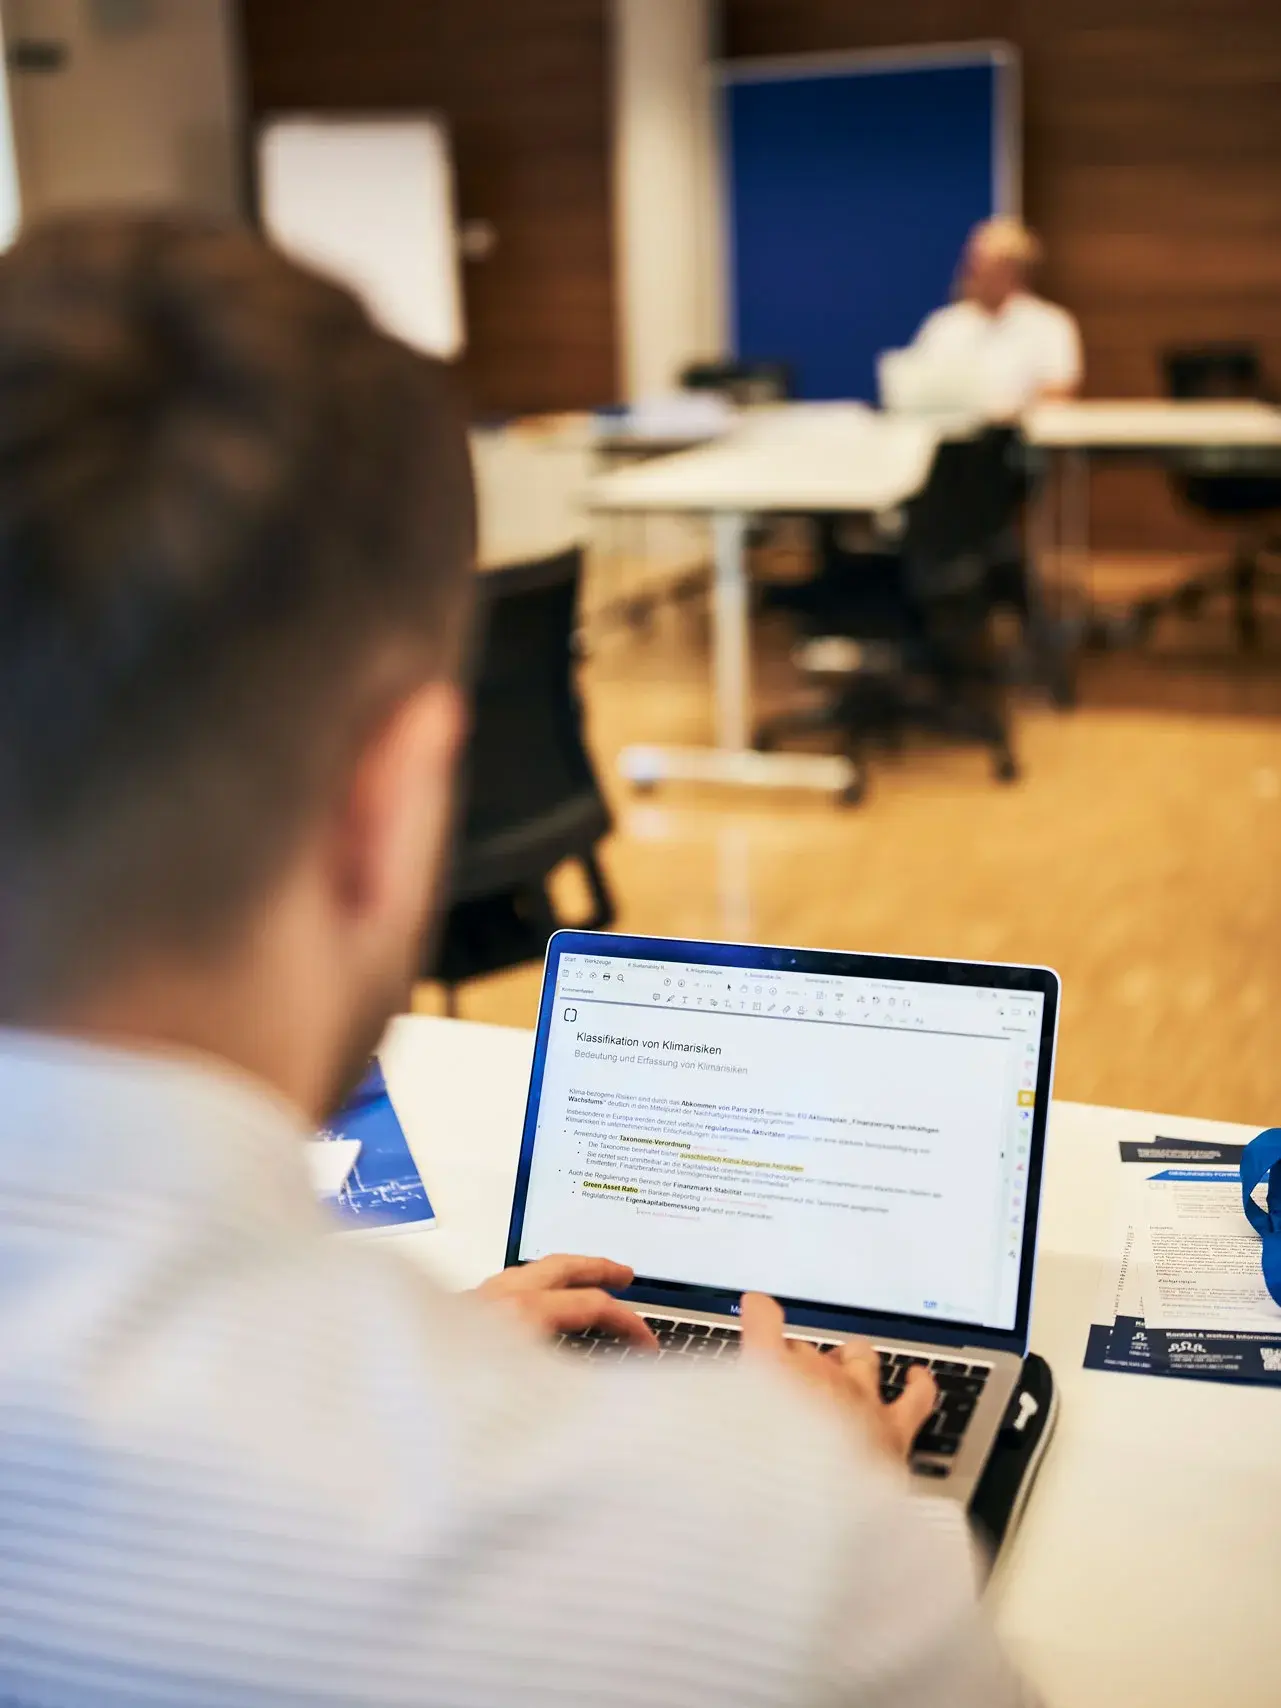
[308,1059,435,1234]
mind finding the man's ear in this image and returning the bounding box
[328,680,464,928]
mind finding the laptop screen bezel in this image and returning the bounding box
[504,930,1060,1358]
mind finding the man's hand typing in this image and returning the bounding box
[476,1254,657,1347]
[741,1293,937,1462]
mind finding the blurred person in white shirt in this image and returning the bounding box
[0,216,1028,1708]
[910,216,1082,415]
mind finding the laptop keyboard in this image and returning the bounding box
[557,1315,991,1476]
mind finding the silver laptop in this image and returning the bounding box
[878,344,993,417]
[505,931,1059,1507]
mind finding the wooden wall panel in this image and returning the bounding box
[724,1,1281,549]
[237,0,618,418]
[240,1,1281,547]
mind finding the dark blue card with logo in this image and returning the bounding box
[317,1059,435,1233]
[1085,1313,1281,1385]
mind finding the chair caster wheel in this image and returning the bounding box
[994,752,1020,784]
[838,774,867,807]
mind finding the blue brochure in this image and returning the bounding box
[315,1059,435,1233]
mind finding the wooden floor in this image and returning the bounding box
[418,554,1281,1128]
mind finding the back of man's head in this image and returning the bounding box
[0,216,474,1019]
[967,216,1042,272]
[962,217,1043,311]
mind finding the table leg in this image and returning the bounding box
[618,508,854,796]
[1065,449,1092,606]
[711,511,750,749]
[1027,447,1055,608]
[1023,448,1080,705]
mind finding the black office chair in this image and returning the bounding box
[680,358,792,406]
[1131,344,1281,648]
[755,429,1027,804]
[427,547,615,1013]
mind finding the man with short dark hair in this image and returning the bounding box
[0,217,1023,1707]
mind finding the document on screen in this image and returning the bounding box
[520,969,1039,1331]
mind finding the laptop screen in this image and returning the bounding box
[512,938,1055,1339]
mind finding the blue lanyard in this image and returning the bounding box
[1241,1127,1281,1306]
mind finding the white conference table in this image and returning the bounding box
[470,425,587,574]
[589,403,949,796]
[1024,398,1281,589]
[589,397,1281,797]
[379,1012,1278,1708]
[1025,398,1281,452]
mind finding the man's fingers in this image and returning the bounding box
[555,1254,635,1291]
[887,1366,939,1444]
[594,1296,657,1346]
[513,1253,635,1293]
[535,1253,636,1291]
[732,1316,942,1465]
[834,1345,881,1405]
[546,1290,656,1346]
[834,1338,880,1379]
[784,1338,825,1373]
[739,1292,785,1354]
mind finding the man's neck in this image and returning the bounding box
[973,290,1021,318]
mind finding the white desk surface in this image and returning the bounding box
[470,426,587,572]
[588,404,946,516]
[1026,397,1281,449]
[585,398,1281,522]
[511,405,734,455]
[380,1013,1278,1708]
[593,427,727,457]
[590,409,735,455]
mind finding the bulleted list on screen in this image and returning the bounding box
[520,964,1043,1330]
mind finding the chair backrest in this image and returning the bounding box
[680,358,792,405]
[447,547,610,903]
[1161,344,1281,517]
[1163,344,1263,400]
[900,427,1026,598]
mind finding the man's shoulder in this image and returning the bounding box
[1013,293,1078,334]
[0,1220,992,1705]
[920,300,977,334]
